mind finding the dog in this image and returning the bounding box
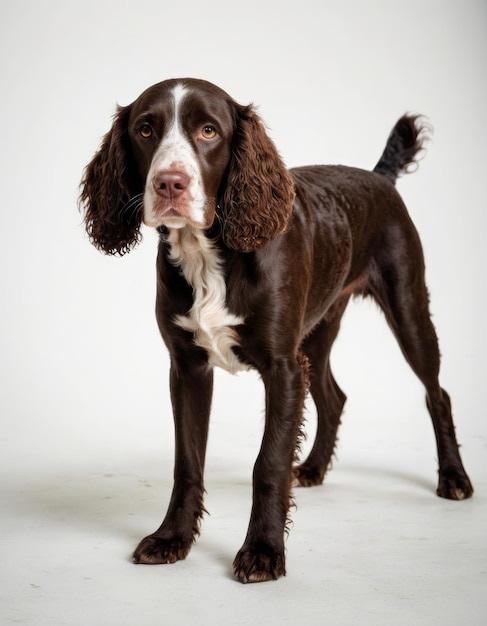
[79,78,473,583]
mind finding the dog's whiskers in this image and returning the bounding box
[121,193,144,220]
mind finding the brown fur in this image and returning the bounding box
[80,78,473,584]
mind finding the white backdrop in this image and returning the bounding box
[1,0,486,497]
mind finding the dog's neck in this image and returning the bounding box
[165,226,248,374]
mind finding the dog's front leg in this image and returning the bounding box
[133,354,213,565]
[233,355,308,583]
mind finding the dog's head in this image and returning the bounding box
[79,78,295,254]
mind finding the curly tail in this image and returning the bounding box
[373,114,430,184]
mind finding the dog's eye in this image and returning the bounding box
[139,124,153,139]
[201,125,217,139]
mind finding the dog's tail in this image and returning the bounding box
[373,114,430,184]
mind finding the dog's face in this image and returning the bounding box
[127,79,237,231]
[81,77,295,255]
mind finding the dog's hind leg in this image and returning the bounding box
[295,297,350,487]
[368,218,473,500]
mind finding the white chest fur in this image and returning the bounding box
[166,227,249,374]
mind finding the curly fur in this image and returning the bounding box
[79,106,142,256]
[373,113,430,182]
[219,105,296,252]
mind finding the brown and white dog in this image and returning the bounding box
[80,78,473,583]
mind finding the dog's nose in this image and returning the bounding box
[153,171,190,199]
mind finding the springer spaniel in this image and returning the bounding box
[80,78,473,583]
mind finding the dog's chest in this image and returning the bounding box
[166,228,248,374]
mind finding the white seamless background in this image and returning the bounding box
[1,1,486,624]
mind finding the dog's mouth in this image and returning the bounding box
[158,212,194,229]
[142,190,216,231]
[144,205,210,231]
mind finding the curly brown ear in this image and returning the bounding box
[79,105,142,256]
[219,105,295,252]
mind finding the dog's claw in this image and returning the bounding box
[132,534,192,565]
[437,469,474,500]
[293,464,325,487]
[233,546,286,583]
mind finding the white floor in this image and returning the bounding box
[2,405,485,626]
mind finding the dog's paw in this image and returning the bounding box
[233,545,285,583]
[437,468,474,500]
[293,463,325,487]
[132,534,192,564]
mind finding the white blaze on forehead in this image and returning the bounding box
[155,83,194,168]
[171,83,188,131]
[143,83,207,228]
[157,83,188,142]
